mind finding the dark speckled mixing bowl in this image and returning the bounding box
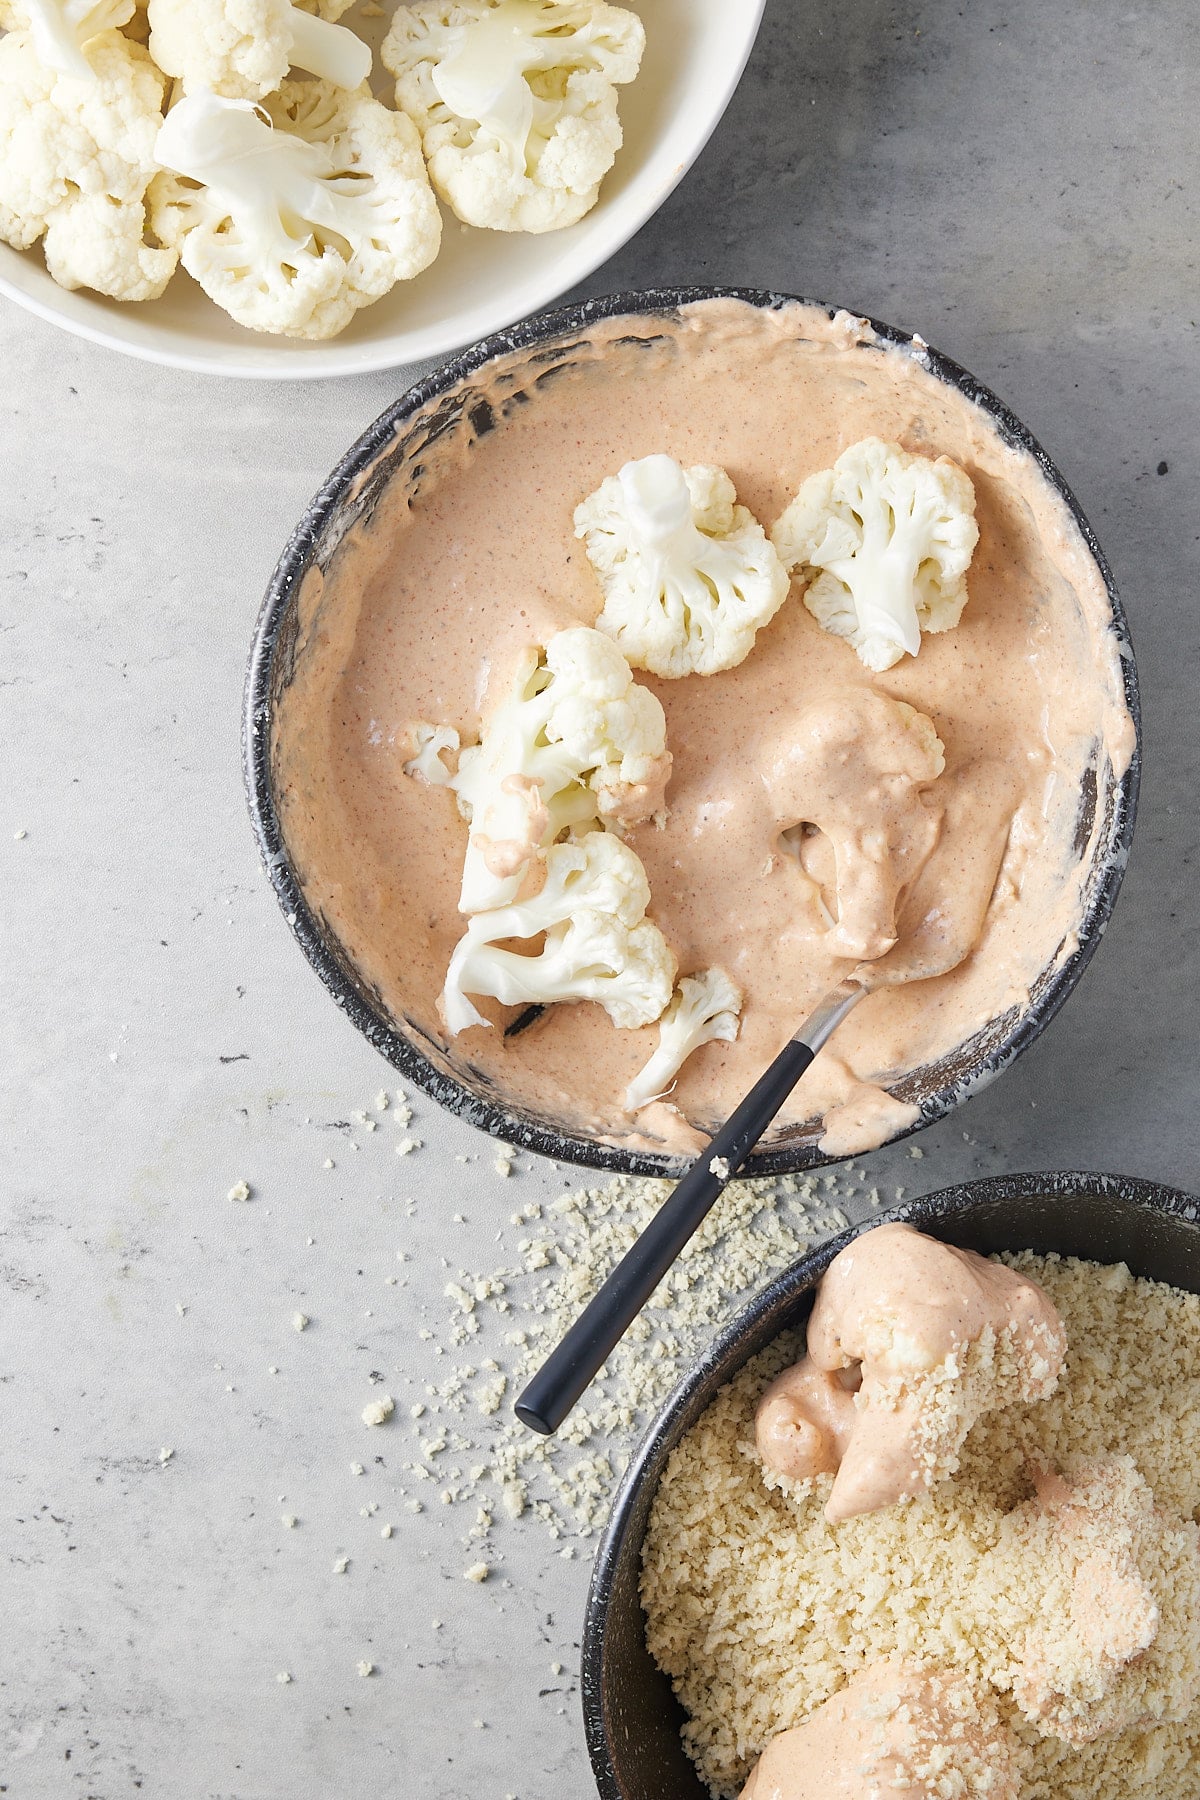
[581,1169,1200,1800]
[244,289,1140,1176]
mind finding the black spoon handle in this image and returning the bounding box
[514,981,864,1436]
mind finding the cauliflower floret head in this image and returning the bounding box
[151,83,441,340]
[146,0,371,101]
[772,436,979,673]
[402,721,460,787]
[382,0,644,232]
[442,831,675,1037]
[0,27,176,300]
[624,966,741,1112]
[451,626,670,915]
[576,454,791,678]
[0,2,136,79]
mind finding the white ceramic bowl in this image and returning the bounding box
[0,0,765,380]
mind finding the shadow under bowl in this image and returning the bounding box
[244,288,1140,1178]
[581,1168,1200,1800]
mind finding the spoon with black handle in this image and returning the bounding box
[514,977,866,1434]
[513,778,1011,1436]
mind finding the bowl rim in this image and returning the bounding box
[244,286,1142,1176]
[579,1167,1200,1800]
[0,3,767,380]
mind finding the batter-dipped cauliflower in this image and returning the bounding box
[442,830,676,1037]
[450,625,670,916]
[0,26,175,300]
[625,966,741,1112]
[382,0,644,232]
[146,0,370,101]
[576,455,791,678]
[0,1,138,79]
[151,85,441,340]
[772,437,979,673]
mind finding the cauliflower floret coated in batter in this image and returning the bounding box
[442,830,676,1038]
[0,25,176,300]
[773,437,979,673]
[151,84,441,340]
[576,455,791,678]
[450,626,671,916]
[146,0,370,101]
[382,0,644,232]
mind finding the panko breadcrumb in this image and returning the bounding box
[641,1253,1200,1799]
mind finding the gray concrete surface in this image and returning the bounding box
[3,0,1199,1794]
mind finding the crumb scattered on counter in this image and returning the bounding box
[293,1312,309,1332]
[227,1180,252,1202]
[463,1562,490,1582]
[362,1395,395,1426]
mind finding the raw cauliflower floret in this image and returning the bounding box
[450,625,670,915]
[146,0,370,101]
[382,0,644,232]
[575,455,791,678]
[0,27,175,300]
[403,721,459,787]
[0,1,137,79]
[151,84,441,341]
[772,437,979,673]
[442,830,676,1037]
[624,967,741,1112]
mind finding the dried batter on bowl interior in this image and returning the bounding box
[640,1240,1200,1800]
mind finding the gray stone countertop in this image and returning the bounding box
[2,0,1199,1795]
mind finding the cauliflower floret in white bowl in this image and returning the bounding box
[0,22,175,300]
[151,83,441,341]
[146,0,371,100]
[382,0,644,233]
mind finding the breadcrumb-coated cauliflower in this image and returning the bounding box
[772,437,979,673]
[442,830,676,1037]
[576,454,790,678]
[0,26,175,300]
[146,0,370,101]
[0,1,136,80]
[451,625,670,915]
[988,1456,1200,1745]
[382,0,644,232]
[624,966,741,1113]
[151,84,440,341]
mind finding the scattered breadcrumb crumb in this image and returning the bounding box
[277,1672,292,1684]
[227,1180,251,1202]
[362,1395,395,1427]
[281,1514,297,1529]
[463,1562,490,1582]
[357,1660,375,1678]
[158,1447,174,1465]
[292,1312,309,1332]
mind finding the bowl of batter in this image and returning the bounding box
[244,288,1139,1174]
